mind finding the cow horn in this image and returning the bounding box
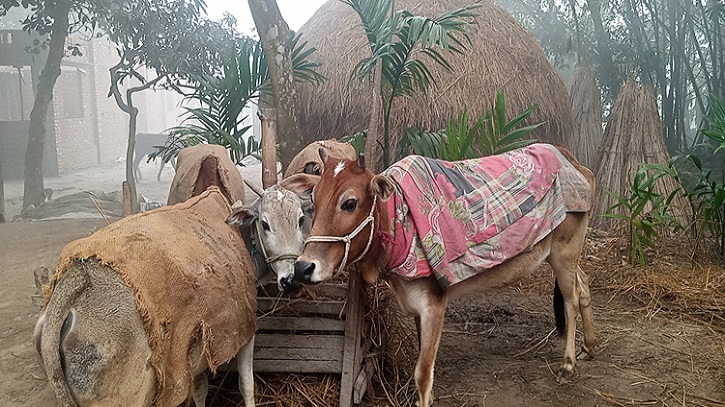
[358,153,365,169]
[244,179,264,197]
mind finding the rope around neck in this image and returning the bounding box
[255,219,299,265]
[304,196,377,277]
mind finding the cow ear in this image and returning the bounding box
[280,173,320,200]
[226,200,259,227]
[370,175,395,200]
[318,147,329,164]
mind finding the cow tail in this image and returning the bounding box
[41,266,89,407]
[554,278,566,337]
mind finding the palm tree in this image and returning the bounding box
[342,0,478,169]
[151,36,323,166]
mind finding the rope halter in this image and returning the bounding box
[255,219,299,265]
[304,196,378,277]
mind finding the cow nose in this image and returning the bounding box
[280,275,302,295]
[294,260,315,282]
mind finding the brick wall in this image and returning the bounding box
[50,36,185,173]
[90,39,129,164]
[52,64,97,172]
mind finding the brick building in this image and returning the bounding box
[0,28,185,179]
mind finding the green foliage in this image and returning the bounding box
[150,35,323,165]
[475,90,543,156]
[341,130,367,156]
[343,0,477,167]
[668,96,725,258]
[603,164,683,266]
[396,90,542,161]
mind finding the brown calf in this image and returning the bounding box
[291,145,597,407]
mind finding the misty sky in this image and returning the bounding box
[205,0,328,36]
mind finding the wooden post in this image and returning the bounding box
[258,108,278,189]
[122,181,132,217]
[340,271,365,407]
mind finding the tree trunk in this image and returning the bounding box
[109,62,165,213]
[125,95,139,213]
[259,107,278,188]
[22,3,70,210]
[248,0,301,174]
[586,0,621,100]
[364,62,383,173]
[0,157,5,223]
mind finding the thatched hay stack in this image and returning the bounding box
[295,0,573,151]
[593,77,689,228]
[568,61,603,169]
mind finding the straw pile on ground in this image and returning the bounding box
[295,0,573,151]
[568,61,603,169]
[593,77,690,228]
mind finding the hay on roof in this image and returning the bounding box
[593,77,690,229]
[295,0,573,153]
[568,61,603,169]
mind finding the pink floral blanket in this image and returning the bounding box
[381,144,592,288]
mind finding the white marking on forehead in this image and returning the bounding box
[334,161,346,177]
[276,190,284,200]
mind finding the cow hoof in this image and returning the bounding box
[580,344,596,359]
[556,367,575,384]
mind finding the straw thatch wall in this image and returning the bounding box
[593,77,690,229]
[568,61,603,169]
[295,0,573,152]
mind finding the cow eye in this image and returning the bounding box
[341,198,357,212]
[298,216,305,228]
[261,220,270,232]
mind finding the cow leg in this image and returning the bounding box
[414,315,422,349]
[576,267,596,356]
[415,301,445,407]
[548,213,596,377]
[236,335,255,407]
[191,372,208,407]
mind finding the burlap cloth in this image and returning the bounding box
[167,144,246,205]
[283,139,356,178]
[48,188,256,406]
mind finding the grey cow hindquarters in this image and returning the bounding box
[33,188,257,407]
[33,259,256,407]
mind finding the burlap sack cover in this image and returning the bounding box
[48,188,256,406]
[283,139,356,178]
[167,144,246,205]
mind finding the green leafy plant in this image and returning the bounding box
[603,164,683,266]
[667,96,725,258]
[344,0,478,167]
[674,153,725,256]
[396,90,542,161]
[341,130,368,156]
[475,90,543,156]
[150,35,323,165]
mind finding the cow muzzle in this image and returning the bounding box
[280,274,303,295]
[294,260,316,284]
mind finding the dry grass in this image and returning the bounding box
[568,61,603,170]
[583,232,725,333]
[294,0,573,152]
[592,76,690,229]
[207,232,725,406]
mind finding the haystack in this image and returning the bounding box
[568,61,603,169]
[593,77,689,228]
[295,0,573,152]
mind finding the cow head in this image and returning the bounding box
[293,149,394,284]
[226,174,319,294]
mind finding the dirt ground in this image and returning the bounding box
[1,161,724,407]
